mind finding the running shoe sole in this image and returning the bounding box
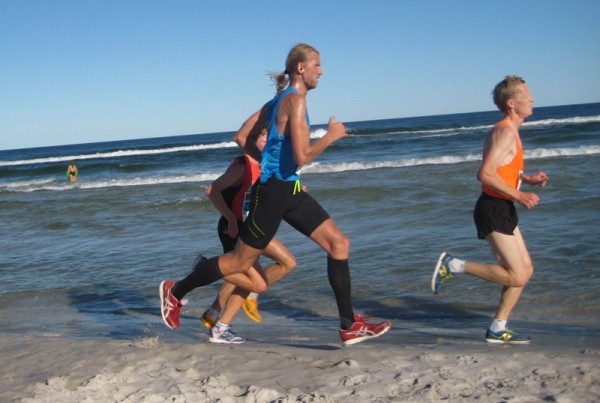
[209,329,246,344]
[485,332,531,345]
[209,336,245,344]
[431,252,448,294]
[160,280,177,329]
[486,338,531,345]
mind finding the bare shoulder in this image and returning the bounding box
[279,91,306,119]
[483,124,517,164]
[282,90,305,106]
[489,123,516,148]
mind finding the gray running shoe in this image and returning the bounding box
[432,252,455,294]
[209,326,245,344]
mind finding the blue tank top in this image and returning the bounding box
[259,87,310,183]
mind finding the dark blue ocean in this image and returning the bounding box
[1,103,599,347]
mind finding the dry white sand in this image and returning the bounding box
[2,332,599,402]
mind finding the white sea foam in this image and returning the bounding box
[0,129,328,167]
[5,145,596,192]
[3,115,597,167]
[0,178,56,189]
[0,133,411,168]
[299,155,481,174]
[0,142,237,167]
[525,145,600,158]
[357,115,600,138]
[299,145,600,174]
[311,128,327,139]
[400,124,492,137]
[2,173,220,192]
[523,115,600,127]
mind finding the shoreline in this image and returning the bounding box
[3,331,599,402]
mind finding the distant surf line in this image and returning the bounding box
[4,145,597,193]
[0,142,237,167]
[2,115,597,168]
[351,115,600,138]
[300,145,600,174]
[1,173,220,193]
[0,131,328,167]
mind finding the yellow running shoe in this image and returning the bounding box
[200,309,218,329]
[242,297,262,323]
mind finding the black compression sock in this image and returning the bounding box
[327,256,355,330]
[172,256,223,300]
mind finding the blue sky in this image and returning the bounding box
[1,1,599,150]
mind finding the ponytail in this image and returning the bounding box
[269,71,288,94]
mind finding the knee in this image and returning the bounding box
[249,273,268,294]
[254,281,268,294]
[330,233,350,257]
[282,255,297,274]
[511,264,534,287]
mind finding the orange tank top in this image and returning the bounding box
[481,119,524,200]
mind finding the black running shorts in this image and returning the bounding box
[217,216,243,253]
[239,177,330,250]
[473,192,518,239]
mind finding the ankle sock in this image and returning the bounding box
[212,321,229,334]
[448,257,465,274]
[489,319,507,333]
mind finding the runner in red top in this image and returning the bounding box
[163,128,297,344]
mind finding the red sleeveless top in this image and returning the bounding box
[229,155,261,220]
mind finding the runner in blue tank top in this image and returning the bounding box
[260,86,304,183]
[160,43,391,345]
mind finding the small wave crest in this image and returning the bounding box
[526,145,600,158]
[0,142,238,167]
[348,115,600,138]
[3,115,597,167]
[4,157,480,191]
[311,128,327,139]
[2,146,597,192]
[1,129,328,167]
[0,178,56,189]
[1,173,219,193]
[299,145,600,174]
[524,115,600,128]
[299,155,481,174]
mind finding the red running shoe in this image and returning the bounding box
[339,315,391,346]
[160,280,185,329]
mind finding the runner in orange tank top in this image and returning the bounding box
[432,75,549,344]
[481,119,524,200]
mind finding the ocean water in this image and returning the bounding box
[1,103,599,347]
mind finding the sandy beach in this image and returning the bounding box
[2,102,599,402]
[2,330,599,402]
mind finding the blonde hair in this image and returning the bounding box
[492,75,526,114]
[269,43,319,94]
